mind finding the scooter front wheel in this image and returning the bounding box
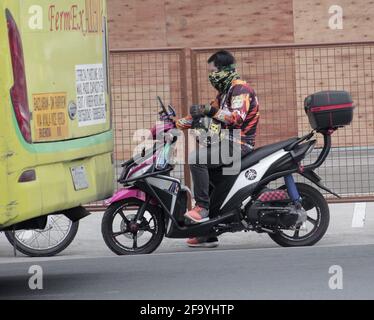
[101,199,165,255]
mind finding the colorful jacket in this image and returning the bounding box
[176,79,260,147]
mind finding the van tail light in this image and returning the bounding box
[6,9,32,143]
[18,169,36,183]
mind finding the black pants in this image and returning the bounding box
[189,141,251,210]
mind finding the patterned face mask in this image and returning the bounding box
[208,65,240,93]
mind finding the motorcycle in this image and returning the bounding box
[102,91,354,255]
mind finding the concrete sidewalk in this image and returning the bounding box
[1,202,374,263]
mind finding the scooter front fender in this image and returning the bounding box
[105,188,147,205]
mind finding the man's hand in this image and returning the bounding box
[190,105,205,119]
[190,104,217,119]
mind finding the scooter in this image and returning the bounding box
[102,91,354,255]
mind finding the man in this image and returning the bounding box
[176,50,260,248]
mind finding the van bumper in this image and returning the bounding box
[0,152,114,228]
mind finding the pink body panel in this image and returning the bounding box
[105,188,158,206]
[105,188,146,205]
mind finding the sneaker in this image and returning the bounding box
[186,236,219,248]
[184,206,209,224]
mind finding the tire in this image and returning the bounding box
[101,198,165,255]
[5,215,79,257]
[268,183,330,247]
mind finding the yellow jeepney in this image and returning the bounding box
[0,0,114,256]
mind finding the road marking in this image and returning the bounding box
[352,202,366,228]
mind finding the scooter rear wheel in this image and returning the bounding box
[268,183,330,247]
[101,199,165,255]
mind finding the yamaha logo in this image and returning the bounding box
[245,169,257,181]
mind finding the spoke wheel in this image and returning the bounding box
[5,214,79,257]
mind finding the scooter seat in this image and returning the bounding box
[240,137,299,170]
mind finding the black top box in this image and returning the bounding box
[304,90,354,130]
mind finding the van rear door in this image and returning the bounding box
[17,0,110,142]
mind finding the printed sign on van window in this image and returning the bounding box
[75,64,106,127]
[33,93,69,141]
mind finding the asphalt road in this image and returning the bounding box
[1,202,374,260]
[0,244,373,300]
[0,202,373,299]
